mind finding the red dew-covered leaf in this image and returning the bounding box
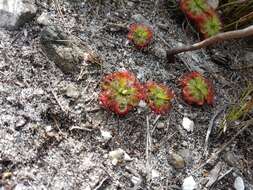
[145,82,174,114]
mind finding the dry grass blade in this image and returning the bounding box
[145,115,152,187]
[219,0,253,30]
[204,108,224,155]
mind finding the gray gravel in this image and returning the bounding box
[0,0,252,189]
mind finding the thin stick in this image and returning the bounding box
[53,0,64,18]
[167,25,253,55]
[215,168,234,185]
[203,108,224,156]
[51,89,68,114]
[93,177,109,190]
[145,115,152,186]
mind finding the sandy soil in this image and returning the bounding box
[0,0,252,189]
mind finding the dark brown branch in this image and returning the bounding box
[167,25,253,55]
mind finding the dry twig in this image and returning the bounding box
[145,115,152,187]
[167,25,253,55]
[204,108,224,156]
[50,89,69,114]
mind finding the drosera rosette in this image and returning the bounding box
[144,81,174,114]
[99,71,145,116]
[127,23,153,49]
[198,13,222,38]
[180,0,212,21]
[179,71,214,106]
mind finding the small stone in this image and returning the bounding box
[82,52,101,65]
[40,25,87,73]
[65,85,80,99]
[127,1,134,7]
[2,172,12,179]
[182,117,194,132]
[131,14,152,29]
[137,100,147,113]
[0,0,37,29]
[15,117,27,128]
[138,100,147,108]
[182,176,197,190]
[157,122,165,129]
[181,141,188,147]
[100,129,112,141]
[168,152,185,169]
[234,176,245,190]
[45,125,53,132]
[37,12,50,26]
[14,184,26,190]
[123,152,132,161]
[108,148,131,165]
[131,176,142,186]
[151,169,160,179]
[179,149,193,165]
[33,88,44,95]
[178,104,184,109]
[223,152,239,167]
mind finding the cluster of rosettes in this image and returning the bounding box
[99,71,215,116]
[99,71,174,115]
[180,71,214,105]
[180,0,222,38]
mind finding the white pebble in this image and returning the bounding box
[37,12,50,25]
[45,125,53,132]
[182,176,197,190]
[151,169,160,179]
[138,100,147,108]
[131,176,140,184]
[234,177,245,190]
[182,117,194,132]
[108,148,132,165]
[100,129,112,141]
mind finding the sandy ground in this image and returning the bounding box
[0,0,253,189]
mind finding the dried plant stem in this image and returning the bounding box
[145,115,152,186]
[167,25,253,56]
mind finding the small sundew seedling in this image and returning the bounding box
[180,71,214,105]
[180,0,211,21]
[127,23,153,49]
[199,14,222,38]
[145,82,174,114]
[99,71,144,116]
